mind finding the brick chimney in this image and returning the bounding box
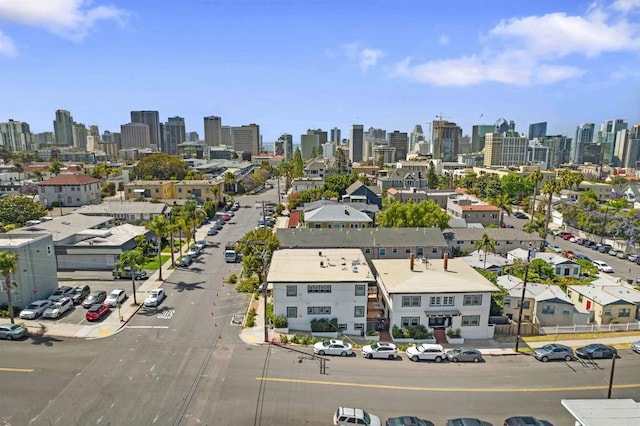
[443,253,449,271]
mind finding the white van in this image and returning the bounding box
[592,260,614,273]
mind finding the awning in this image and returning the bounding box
[424,310,462,317]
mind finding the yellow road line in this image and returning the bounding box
[0,367,34,373]
[256,377,640,393]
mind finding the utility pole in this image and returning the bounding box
[515,244,534,352]
[239,236,271,343]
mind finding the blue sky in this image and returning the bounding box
[0,0,639,144]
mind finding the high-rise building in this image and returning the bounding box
[279,133,293,160]
[72,123,87,150]
[349,125,364,163]
[572,123,595,164]
[0,119,31,151]
[388,130,408,162]
[120,123,151,150]
[221,126,232,146]
[483,132,528,166]
[300,129,327,159]
[495,118,511,134]
[409,125,425,153]
[471,124,495,153]
[431,120,462,161]
[204,116,222,147]
[34,132,54,148]
[330,127,341,144]
[164,116,186,155]
[131,111,161,151]
[533,135,572,168]
[613,128,639,169]
[88,125,100,139]
[53,109,74,147]
[601,119,628,165]
[187,131,199,142]
[528,122,547,140]
[231,124,260,155]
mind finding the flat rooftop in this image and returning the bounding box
[267,249,373,283]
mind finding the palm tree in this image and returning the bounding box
[0,251,19,324]
[541,179,564,242]
[491,193,513,226]
[570,172,583,191]
[475,233,496,270]
[528,169,543,226]
[146,215,169,281]
[115,248,145,305]
[223,172,237,194]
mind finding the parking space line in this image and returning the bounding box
[0,367,34,373]
[256,377,640,393]
[125,326,169,329]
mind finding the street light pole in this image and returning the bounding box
[608,354,618,399]
[515,245,534,352]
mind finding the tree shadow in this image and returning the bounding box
[28,323,64,346]
[172,281,205,292]
[138,305,175,316]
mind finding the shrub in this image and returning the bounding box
[447,328,461,338]
[301,335,311,345]
[391,324,432,339]
[266,303,274,324]
[310,336,318,345]
[273,315,288,328]
[236,275,259,293]
[290,334,299,344]
[245,308,257,328]
[366,329,379,336]
[225,274,238,285]
[310,317,338,332]
[280,334,289,344]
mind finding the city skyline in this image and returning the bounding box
[0,0,639,143]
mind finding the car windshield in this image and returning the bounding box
[371,343,379,350]
[450,348,462,354]
[26,303,38,309]
[74,288,83,294]
[52,303,62,309]
[363,412,370,424]
[8,324,20,331]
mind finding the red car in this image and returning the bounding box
[85,303,110,322]
[562,234,574,240]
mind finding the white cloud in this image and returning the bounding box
[0,0,127,43]
[342,42,384,71]
[0,30,17,56]
[391,1,639,87]
[437,35,450,45]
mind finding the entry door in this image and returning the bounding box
[429,317,446,328]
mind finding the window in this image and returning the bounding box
[562,308,571,315]
[286,285,297,297]
[307,306,331,315]
[392,248,398,254]
[354,306,365,317]
[355,285,366,296]
[286,307,297,318]
[604,309,611,317]
[578,294,584,302]
[401,317,420,327]
[308,284,331,293]
[443,296,454,306]
[402,296,421,307]
[364,248,371,254]
[541,305,555,315]
[430,296,441,306]
[456,240,464,245]
[354,323,364,331]
[46,245,52,256]
[379,248,386,256]
[405,248,411,254]
[432,247,438,253]
[567,290,572,297]
[506,240,513,245]
[619,308,631,317]
[517,300,530,309]
[504,298,511,306]
[338,323,347,331]
[417,247,424,256]
[462,315,480,326]
[463,294,482,306]
[314,224,322,228]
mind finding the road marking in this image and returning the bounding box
[256,377,640,393]
[125,326,169,329]
[157,309,175,319]
[0,367,34,373]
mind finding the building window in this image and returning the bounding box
[307,306,331,315]
[364,248,371,254]
[314,224,322,228]
[47,245,52,256]
[402,296,421,307]
[443,296,454,306]
[517,300,530,309]
[562,308,570,315]
[456,240,464,245]
[604,309,611,317]
[286,285,297,297]
[354,306,365,317]
[379,248,386,256]
[430,296,441,306]
[506,240,513,245]
[355,285,366,296]
[578,294,583,302]
[567,290,572,297]
[417,247,424,256]
[286,307,297,318]
[338,323,347,331]
[401,317,420,327]
[541,305,555,315]
[405,248,411,254]
[432,247,438,253]
[354,323,365,331]
[392,248,398,254]
[308,284,331,293]
[462,315,480,326]
[463,294,482,306]
[619,308,631,317]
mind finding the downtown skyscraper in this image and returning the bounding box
[53,109,74,147]
[131,111,161,151]
[204,116,222,147]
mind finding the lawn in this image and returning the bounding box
[523,330,640,342]
[142,254,171,270]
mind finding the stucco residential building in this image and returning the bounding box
[567,284,640,325]
[37,173,102,208]
[446,194,501,227]
[74,201,172,223]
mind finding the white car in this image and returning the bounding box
[313,339,353,356]
[405,343,446,362]
[592,260,614,273]
[19,299,52,320]
[144,289,165,307]
[42,297,73,319]
[632,341,640,354]
[361,342,398,360]
[333,407,381,426]
[105,289,127,307]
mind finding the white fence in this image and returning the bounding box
[540,322,640,335]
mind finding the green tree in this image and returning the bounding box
[0,251,19,324]
[491,193,513,225]
[324,174,357,196]
[376,155,384,169]
[0,195,48,232]
[333,147,349,174]
[377,199,450,229]
[115,248,146,305]
[527,169,543,225]
[131,153,188,180]
[501,173,531,203]
[146,215,169,281]
[49,158,63,175]
[310,146,318,158]
[474,233,496,270]
[237,229,280,283]
[541,179,564,242]
[101,182,116,198]
[475,269,506,316]
[292,148,304,177]
[223,172,237,193]
[426,161,439,189]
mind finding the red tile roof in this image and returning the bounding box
[461,204,501,211]
[24,165,50,172]
[288,211,300,228]
[37,174,101,186]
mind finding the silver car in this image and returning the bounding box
[19,299,52,319]
[631,341,640,354]
[0,323,27,340]
[533,343,574,362]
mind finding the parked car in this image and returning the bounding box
[85,303,110,322]
[144,289,166,307]
[547,244,562,253]
[207,227,218,236]
[446,347,483,363]
[105,289,127,307]
[592,260,614,273]
[405,343,446,362]
[333,407,381,426]
[561,250,576,260]
[112,267,147,280]
[617,251,628,259]
[231,202,240,211]
[561,234,574,240]
[504,416,553,426]
[19,299,52,319]
[361,342,398,360]
[574,253,592,262]
[514,212,528,219]
[632,341,640,354]
[82,290,107,308]
[0,323,27,340]
[177,255,193,267]
[48,286,74,301]
[533,344,574,362]
[446,418,493,426]
[186,247,200,258]
[42,297,73,319]
[195,240,207,251]
[576,343,617,359]
[597,244,612,253]
[627,254,638,263]
[70,285,91,304]
[313,339,353,356]
[385,416,434,426]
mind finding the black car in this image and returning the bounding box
[48,286,74,301]
[82,290,107,308]
[446,418,493,426]
[504,416,553,426]
[575,343,617,359]
[70,285,91,304]
[514,212,528,219]
[386,416,434,426]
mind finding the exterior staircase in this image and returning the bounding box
[432,328,447,345]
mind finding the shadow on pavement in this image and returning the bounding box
[137,305,175,316]
[172,281,205,292]
[30,334,64,347]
